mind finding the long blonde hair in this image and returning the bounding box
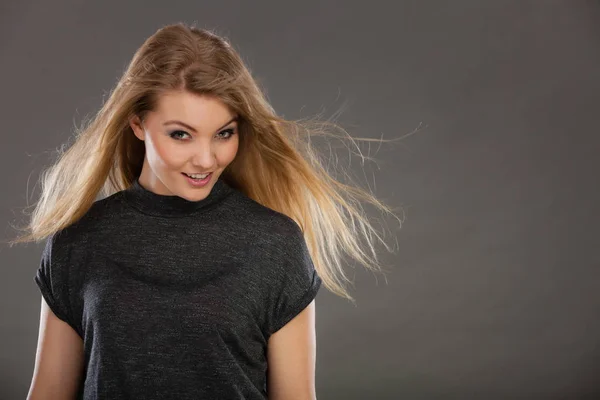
[9,23,405,302]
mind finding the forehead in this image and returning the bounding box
[154,91,234,121]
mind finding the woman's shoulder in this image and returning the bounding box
[227,189,301,237]
[51,191,128,244]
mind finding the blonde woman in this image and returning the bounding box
[13,22,401,400]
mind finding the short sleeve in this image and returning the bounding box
[265,220,323,336]
[34,233,77,332]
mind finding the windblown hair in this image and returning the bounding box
[10,23,404,302]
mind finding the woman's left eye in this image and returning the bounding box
[217,128,236,140]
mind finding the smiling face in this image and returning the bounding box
[129,90,240,201]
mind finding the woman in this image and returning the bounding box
[13,22,401,400]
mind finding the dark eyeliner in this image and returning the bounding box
[168,127,236,140]
[168,130,190,140]
[219,128,236,139]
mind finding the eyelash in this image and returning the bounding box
[168,128,236,141]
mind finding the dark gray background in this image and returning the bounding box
[2,1,599,399]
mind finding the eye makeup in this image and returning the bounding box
[168,127,236,141]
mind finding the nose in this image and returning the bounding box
[190,144,216,170]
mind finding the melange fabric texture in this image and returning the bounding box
[34,177,322,399]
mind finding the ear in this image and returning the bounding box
[129,115,145,141]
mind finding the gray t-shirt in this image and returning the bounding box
[34,177,322,399]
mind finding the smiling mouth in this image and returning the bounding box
[182,172,213,177]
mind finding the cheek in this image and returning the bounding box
[217,138,240,165]
[145,136,186,170]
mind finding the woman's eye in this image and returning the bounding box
[218,128,236,140]
[169,130,190,140]
[169,128,235,141]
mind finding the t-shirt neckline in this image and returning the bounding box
[122,176,232,217]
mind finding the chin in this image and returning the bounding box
[184,183,213,198]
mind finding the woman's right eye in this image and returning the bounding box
[169,130,190,140]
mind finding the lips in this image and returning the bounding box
[183,172,212,177]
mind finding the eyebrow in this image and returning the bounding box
[163,116,239,133]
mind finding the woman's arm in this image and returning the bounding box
[267,299,317,400]
[27,296,84,400]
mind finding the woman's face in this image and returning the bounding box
[129,91,239,201]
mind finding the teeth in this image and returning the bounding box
[186,172,209,179]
